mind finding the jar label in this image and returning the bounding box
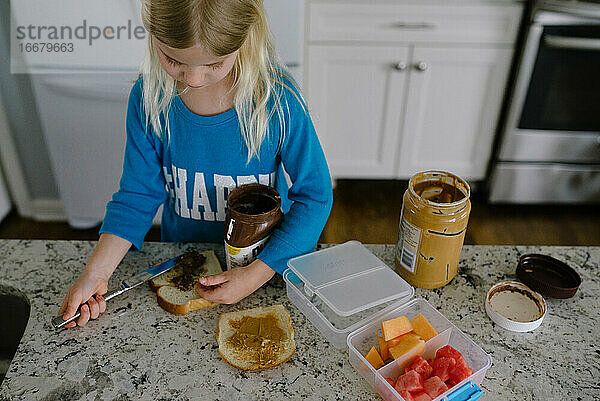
[225,236,269,270]
[397,214,421,273]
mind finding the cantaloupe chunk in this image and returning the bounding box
[378,336,390,361]
[381,316,412,341]
[365,346,385,369]
[389,334,426,361]
[410,314,438,341]
[387,332,418,349]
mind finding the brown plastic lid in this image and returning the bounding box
[516,254,581,299]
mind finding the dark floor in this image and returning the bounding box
[0,209,162,243]
[320,180,599,246]
[0,180,598,246]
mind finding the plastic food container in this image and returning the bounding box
[283,241,492,401]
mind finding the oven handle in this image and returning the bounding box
[545,35,600,51]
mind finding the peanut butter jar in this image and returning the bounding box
[394,171,471,289]
[224,184,283,270]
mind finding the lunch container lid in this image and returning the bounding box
[287,241,413,316]
[284,241,414,348]
[516,254,581,299]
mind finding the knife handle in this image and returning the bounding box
[52,286,129,330]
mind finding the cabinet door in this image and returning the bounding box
[307,45,409,178]
[397,46,513,180]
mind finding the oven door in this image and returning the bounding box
[520,25,600,132]
[499,19,600,163]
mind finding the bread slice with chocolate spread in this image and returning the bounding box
[149,250,223,315]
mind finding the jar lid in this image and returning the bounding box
[485,281,547,332]
[516,254,581,299]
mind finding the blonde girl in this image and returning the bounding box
[58,0,333,327]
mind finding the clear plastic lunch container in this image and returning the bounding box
[283,241,492,401]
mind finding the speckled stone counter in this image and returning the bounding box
[0,241,598,400]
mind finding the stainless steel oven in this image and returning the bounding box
[490,2,600,203]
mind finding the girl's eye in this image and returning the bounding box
[166,57,181,66]
[209,62,223,70]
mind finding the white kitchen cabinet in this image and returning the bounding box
[308,45,409,177]
[397,46,513,179]
[308,1,522,44]
[305,0,523,180]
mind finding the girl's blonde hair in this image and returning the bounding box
[139,0,298,161]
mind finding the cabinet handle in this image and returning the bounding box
[391,22,436,30]
[415,61,428,71]
[545,35,600,51]
[393,62,407,71]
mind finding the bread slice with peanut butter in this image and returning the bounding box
[217,304,295,370]
[149,249,223,315]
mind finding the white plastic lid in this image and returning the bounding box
[286,241,414,317]
[485,281,547,332]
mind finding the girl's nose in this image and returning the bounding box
[183,68,205,88]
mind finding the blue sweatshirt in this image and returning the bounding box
[99,76,333,274]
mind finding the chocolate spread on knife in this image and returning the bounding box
[171,250,207,291]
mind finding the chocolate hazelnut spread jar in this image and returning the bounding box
[395,171,471,289]
[224,184,283,270]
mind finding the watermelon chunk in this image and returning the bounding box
[435,345,463,362]
[395,370,424,393]
[448,357,473,386]
[407,356,433,380]
[385,377,396,387]
[423,376,449,398]
[398,390,414,401]
[431,356,456,382]
[411,392,432,401]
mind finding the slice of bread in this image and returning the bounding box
[150,250,223,315]
[217,304,295,371]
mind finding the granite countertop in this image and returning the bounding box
[0,240,598,400]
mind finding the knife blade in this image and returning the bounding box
[52,255,180,330]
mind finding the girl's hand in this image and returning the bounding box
[194,259,276,304]
[58,269,108,327]
[57,233,132,328]
[58,268,109,328]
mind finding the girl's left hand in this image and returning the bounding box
[194,259,276,304]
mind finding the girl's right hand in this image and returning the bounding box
[57,233,133,328]
[58,269,109,328]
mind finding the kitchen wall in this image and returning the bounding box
[0,1,59,201]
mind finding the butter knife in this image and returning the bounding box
[52,255,180,330]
